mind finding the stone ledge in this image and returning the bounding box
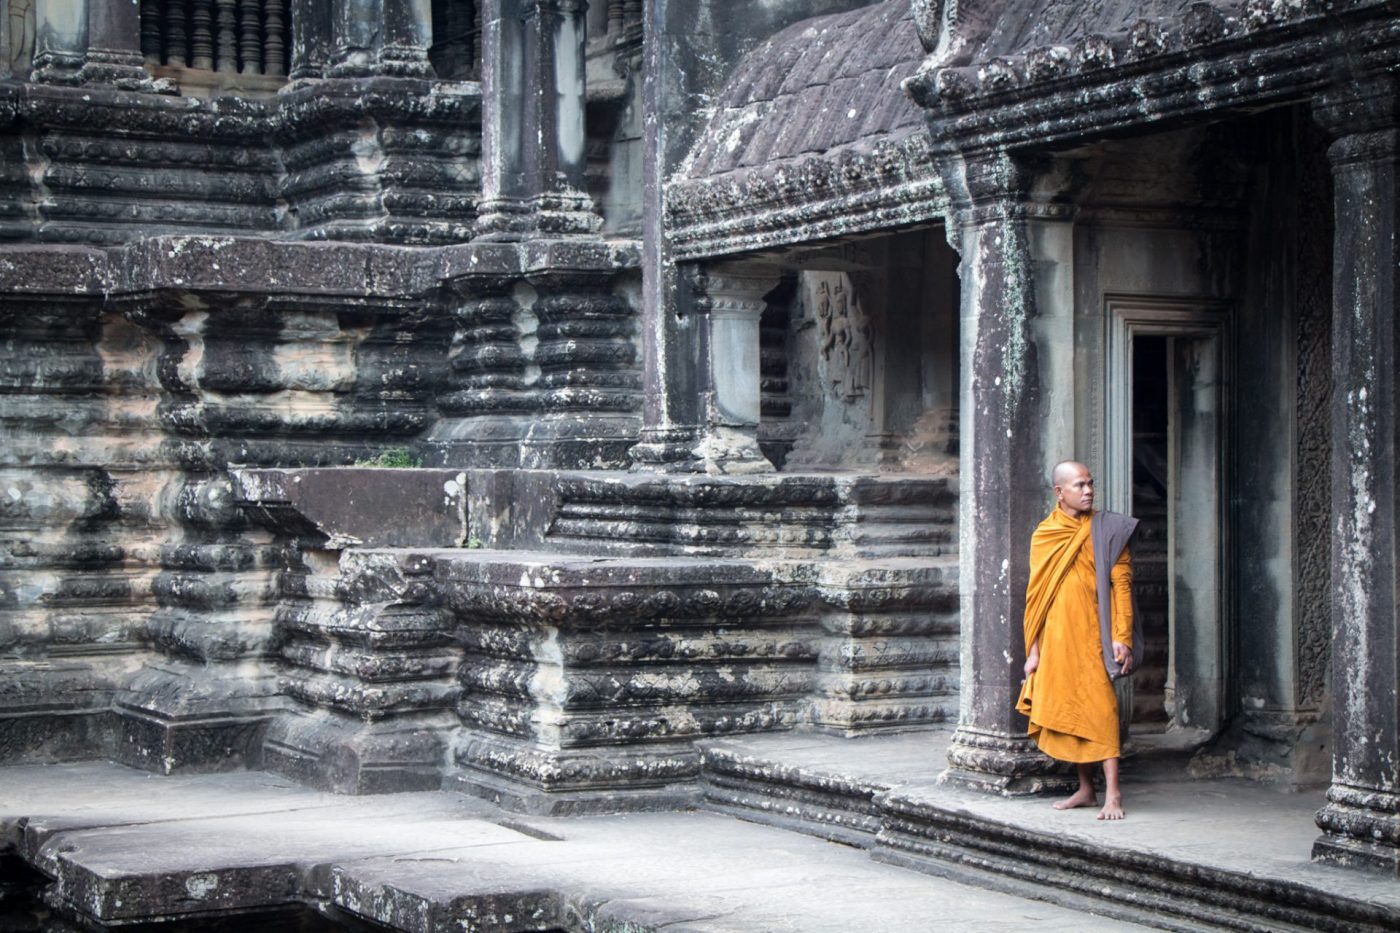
[233,467,469,549]
[695,732,1400,933]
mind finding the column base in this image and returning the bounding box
[475,194,602,240]
[940,726,1078,796]
[1313,784,1400,875]
[692,426,774,476]
[628,426,705,472]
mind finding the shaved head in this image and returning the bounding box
[1051,460,1089,487]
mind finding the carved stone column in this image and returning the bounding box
[33,0,147,86]
[477,0,599,238]
[31,0,86,83]
[939,152,1076,795]
[82,0,147,84]
[690,261,781,475]
[289,0,332,79]
[329,0,433,77]
[1311,77,1400,874]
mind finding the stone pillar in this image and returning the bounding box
[628,0,707,470]
[939,152,1076,795]
[477,0,600,238]
[32,0,88,83]
[82,0,146,83]
[1311,77,1400,874]
[329,0,433,77]
[690,261,780,475]
[289,0,333,79]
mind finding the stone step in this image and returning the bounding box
[697,732,1400,933]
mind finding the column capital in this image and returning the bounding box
[1313,75,1400,138]
[941,150,1078,232]
[695,261,783,320]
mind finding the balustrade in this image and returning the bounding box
[140,0,290,79]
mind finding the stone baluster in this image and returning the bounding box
[607,0,622,37]
[936,152,1078,796]
[263,0,286,75]
[1311,76,1400,875]
[623,0,640,43]
[215,0,237,71]
[166,0,189,66]
[238,0,262,73]
[141,0,163,64]
[190,0,215,68]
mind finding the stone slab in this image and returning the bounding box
[697,731,1400,931]
[0,760,1140,932]
[233,468,469,549]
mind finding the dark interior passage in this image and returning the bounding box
[1131,335,1171,731]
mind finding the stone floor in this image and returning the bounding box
[5,733,1400,931]
[0,761,1138,932]
[704,729,1358,889]
[699,730,1400,931]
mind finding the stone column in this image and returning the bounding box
[329,0,433,77]
[628,0,704,469]
[289,0,333,79]
[939,152,1076,795]
[1311,77,1400,874]
[32,0,88,83]
[82,0,146,84]
[477,0,599,238]
[690,261,780,475]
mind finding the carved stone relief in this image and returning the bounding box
[8,0,33,75]
[813,274,873,402]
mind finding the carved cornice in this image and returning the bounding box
[666,135,948,263]
[903,0,1399,158]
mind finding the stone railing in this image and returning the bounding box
[140,0,290,95]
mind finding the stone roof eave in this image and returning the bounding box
[666,136,950,263]
[905,0,1400,159]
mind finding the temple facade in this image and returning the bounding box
[2,0,1400,925]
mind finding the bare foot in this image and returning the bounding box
[1053,787,1098,811]
[1097,794,1125,820]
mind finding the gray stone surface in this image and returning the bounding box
[0,760,1143,931]
[700,731,1400,932]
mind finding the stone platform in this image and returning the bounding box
[0,761,1135,932]
[698,731,1400,933]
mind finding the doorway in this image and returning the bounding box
[1107,299,1229,738]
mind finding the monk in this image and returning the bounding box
[1015,461,1141,820]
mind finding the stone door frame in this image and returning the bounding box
[1104,295,1232,735]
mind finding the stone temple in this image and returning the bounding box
[2,0,1400,930]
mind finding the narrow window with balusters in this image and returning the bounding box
[140,0,291,95]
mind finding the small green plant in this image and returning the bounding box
[354,447,421,468]
[465,537,485,549]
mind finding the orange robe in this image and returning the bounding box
[1015,509,1133,763]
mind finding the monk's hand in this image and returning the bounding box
[1023,647,1039,679]
[1113,641,1133,675]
